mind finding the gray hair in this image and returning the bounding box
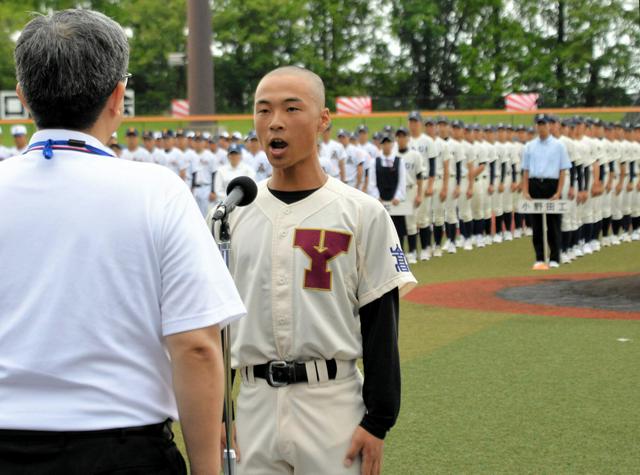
[15,9,129,130]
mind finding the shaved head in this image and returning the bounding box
[257,66,325,110]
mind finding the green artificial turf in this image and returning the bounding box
[172,238,638,473]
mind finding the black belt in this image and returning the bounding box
[530,177,558,182]
[253,359,337,387]
[0,419,173,441]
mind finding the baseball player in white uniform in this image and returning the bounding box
[120,128,151,162]
[245,131,272,182]
[191,133,218,216]
[0,127,11,160]
[215,66,416,475]
[337,129,365,189]
[407,112,436,260]
[162,130,187,181]
[319,124,346,180]
[213,144,256,203]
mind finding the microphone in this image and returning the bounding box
[212,176,258,221]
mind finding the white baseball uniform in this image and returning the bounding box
[221,177,416,475]
[319,139,346,179]
[120,146,151,163]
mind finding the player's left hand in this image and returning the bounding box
[414,195,423,208]
[627,182,633,192]
[615,183,623,195]
[391,198,400,206]
[498,183,505,193]
[439,188,447,202]
[487,184,494,195]
[550,192,561,201]
[510,183,517,193]
[344,426,384,475]
[209,192,217,202]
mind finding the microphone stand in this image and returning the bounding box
[213,209,236,475]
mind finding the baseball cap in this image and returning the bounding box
[219,131,230,139]
[193,132,203,141]
[372,132,382,141]
[202,132,212,141]
[337,128,348,138]
[231,131,243,140]
[436,116,449,125]
[395,127,409,136]
[380,134,393,143]
[142,131,153,140]
[186,130,196,139]
[246,130,258,141]
[383,125,394,134]
[496,123,506,130]
[228,144,241,154]
[424,117,436,126]
[450,120,464,129]
[408,110,422,122]
[125,127,138,137]
[153,131,163,140]
[534,114,549,124]
[175,129,186,137]
[516,125,526,132]
[484,125,495,132]
[11,125,27,136]
[356,125,368,133]
[163,129,175,138]
[527,126,535,133]
[349,132,358,140]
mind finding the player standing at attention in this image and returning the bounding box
[218,66,416,475]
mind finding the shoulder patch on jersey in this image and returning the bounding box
[390,244,410,273]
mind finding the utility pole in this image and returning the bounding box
[187,0,215,123]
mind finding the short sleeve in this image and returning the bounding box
[522,144,531,171]
[356,202,417,308]
[158,182,246,335]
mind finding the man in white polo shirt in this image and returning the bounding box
[0,9,245,475]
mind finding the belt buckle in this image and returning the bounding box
[266,360,289,387]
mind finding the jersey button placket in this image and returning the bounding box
[273,217,292,358]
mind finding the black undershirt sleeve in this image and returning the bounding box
[192,172,197,189]
[359,287,401,440]
[211,172,216,192]
[500,162,506,183]
[576,164,585,191]
[599,164,606,181]
[416,172,426,180]
[584,166,590,189]
[511,163,517,182]
[489,162,496,185]
[428,157,436,178]
[455,161,462,185]
[630,162,636,180]
[569,162,576,187]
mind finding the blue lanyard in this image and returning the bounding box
[24,139,115,160]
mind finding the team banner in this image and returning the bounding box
[336,96,372,115]
[171,99,189,118]
[504,93,539,112]
[518,199,570,214]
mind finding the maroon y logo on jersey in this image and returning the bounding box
[293,229,352,290]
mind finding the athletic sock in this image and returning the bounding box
[495,214,503,234]
[524,214,532,228]
[433,225,443,246]
[407,234,417,252]
[503,212,512,232]
[594,220,602,241]
[483,218,492,236]
[419,226,432,249]
[514,212,521,229]
[463,221,472,239]
[585,223,594,242]
[622,215,631,233]
[602,217,611,237]
[632,216,640,231]
[612,219,622,235]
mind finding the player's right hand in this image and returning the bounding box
[220,422,241,464]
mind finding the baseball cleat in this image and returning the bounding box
[632,231,640,241]
[582,243,593,255]
[514,229,523,239]
[419,249,431,261]
[560,253,570,264]
[549,261,560,268]
[463,240,473,251]
[524,228,533,236]
[611,235,621,245]
[407,251,418,264]
[493,234,503,244]
[433,247,443,258]
[503,231,513,241]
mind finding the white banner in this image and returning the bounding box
[517,199,570,214]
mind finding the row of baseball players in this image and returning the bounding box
[317,113,640,265]
[0,125,29,158]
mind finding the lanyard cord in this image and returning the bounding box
[24,139,115,160]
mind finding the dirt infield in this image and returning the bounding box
[405,272,640,320]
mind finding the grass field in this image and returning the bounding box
[170,237,639,474]
[0,111,628,148]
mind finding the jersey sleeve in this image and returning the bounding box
[158,179,246,335]
[356,201,417,307]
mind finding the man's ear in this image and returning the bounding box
[107,82,126,118]
[318,107,330,133]
[15,84,31,115]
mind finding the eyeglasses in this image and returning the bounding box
[120,73,132,89]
